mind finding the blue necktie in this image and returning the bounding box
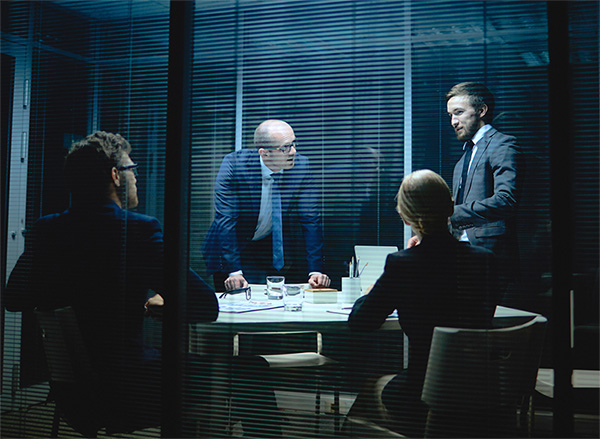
[271,173,284,271]
[456,140,474,205]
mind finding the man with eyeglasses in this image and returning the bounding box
[4,131,220,432]
[203,119,331,291]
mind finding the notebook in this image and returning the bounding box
[354,245,399,292]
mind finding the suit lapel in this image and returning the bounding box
[453,156,464,199]
[239,150,262,213]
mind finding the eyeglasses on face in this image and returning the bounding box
[269,141,296,154]
[117,163,138,176]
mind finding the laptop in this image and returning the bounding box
[354,245,399,292]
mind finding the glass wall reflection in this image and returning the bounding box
[2,0,598,436]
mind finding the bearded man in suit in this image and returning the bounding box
[4,131,219,432]
[407,82,521,301]
[445,82,521,299]
[203,119,330,291]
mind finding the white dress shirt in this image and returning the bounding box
[459,124,492,242]
[253,156,283,241]
[229,157,284,277]
[229,156,321,279]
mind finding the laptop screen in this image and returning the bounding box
[354,245,399,292]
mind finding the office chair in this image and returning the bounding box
[230,330,340,436]
[421,315,548,438]
[35,306,158,437]
[342,316,547,438]
[341,374,406,438]
[531,273,599,435]
[35,306,105,437]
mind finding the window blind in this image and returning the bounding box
[2,0,598,437]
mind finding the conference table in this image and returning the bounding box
[189,283,539,355]
[188,284,540,436]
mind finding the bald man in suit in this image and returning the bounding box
[203,119,330,291]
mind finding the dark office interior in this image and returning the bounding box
[1,0,598,437]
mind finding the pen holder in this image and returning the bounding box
[341,277,362,304]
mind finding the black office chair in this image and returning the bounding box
[35,306,105,437]
[35,306,158,437]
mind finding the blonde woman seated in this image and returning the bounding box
[347,170,500,436]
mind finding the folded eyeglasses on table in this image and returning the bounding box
[219,286,252,300]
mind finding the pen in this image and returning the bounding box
[359,262,368,277]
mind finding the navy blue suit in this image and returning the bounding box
[202,148,324,282]
[4,201,219,429]
[348,232,499,436]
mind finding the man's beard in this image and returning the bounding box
[455,122,477,141]
[118,181,138,209]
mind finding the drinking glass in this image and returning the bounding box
[283,284,304,311]
[266,276,285,300]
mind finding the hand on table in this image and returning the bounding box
[308,273,331,288]
[224,274,249,292]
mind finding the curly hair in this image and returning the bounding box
[64,131,132,200]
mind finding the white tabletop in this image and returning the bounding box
[190,286,542,359]
[212,284,355,326]
[215,302,351,324]
[203,285,538,327]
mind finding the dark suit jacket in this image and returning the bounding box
[450,126,521,265]
[348,232,499,391]
[202,148,324,276]
[4,201,218,380]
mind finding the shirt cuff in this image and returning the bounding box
[228,270,243,277]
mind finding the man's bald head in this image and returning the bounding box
[254,119,295,148]
[255,119,297,172]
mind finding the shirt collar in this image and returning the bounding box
[259,155,284,178]
[471,124,493,145]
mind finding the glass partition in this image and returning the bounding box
[2,0,598,437]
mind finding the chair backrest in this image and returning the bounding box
[35,307,96,384]
[233,330,323,356]
[35,306,103,436]
[423,314,547,408]
[421,315,547,436]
